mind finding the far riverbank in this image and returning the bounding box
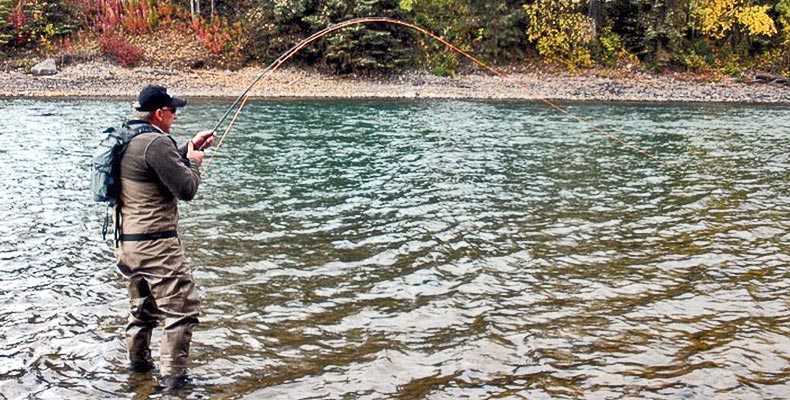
[1,61,789,103]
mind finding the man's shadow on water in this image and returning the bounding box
[123,370,217,399]
[125,370,159,399]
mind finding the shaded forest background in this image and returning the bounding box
[0,0,788,77]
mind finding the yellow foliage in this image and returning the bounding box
[524,0,595,70]
[735,6,777,36]
[692,0,776,39]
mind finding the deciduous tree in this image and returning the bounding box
[524,0,596,69]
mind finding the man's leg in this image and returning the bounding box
[126,275,159,372]
[151,267,200,382]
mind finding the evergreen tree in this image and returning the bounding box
[319,0,413,73]
[0,0,12,50]
[606,0,689,67]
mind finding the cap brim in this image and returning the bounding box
[169,97,187,108]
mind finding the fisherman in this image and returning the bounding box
[115,84,213,390]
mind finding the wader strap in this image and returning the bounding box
[119,230,178,242]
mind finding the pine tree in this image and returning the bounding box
[320,0,413,74]
[0,0,12,50]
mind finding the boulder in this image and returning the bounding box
[31,59,58,76]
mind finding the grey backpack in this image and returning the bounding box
[91,121,158,238]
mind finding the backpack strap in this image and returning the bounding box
[125,120,162,137]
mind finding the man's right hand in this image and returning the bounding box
[187,140,204,167]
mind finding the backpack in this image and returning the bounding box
[91,121,159,239]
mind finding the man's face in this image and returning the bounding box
[154,107,177,133]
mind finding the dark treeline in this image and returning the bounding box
[1,0,788,76]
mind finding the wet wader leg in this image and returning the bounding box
[152,269,200,377]
[126,275,159,368]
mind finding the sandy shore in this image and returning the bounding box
[1,61,789,103]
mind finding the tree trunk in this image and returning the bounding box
[588,0,602,38]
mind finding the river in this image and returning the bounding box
[0,99,788,399]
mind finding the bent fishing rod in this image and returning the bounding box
[201,17,680,176]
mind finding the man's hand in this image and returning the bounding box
[187,140,205,167]
[191,130,215,151]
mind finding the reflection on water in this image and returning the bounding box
[0,99,789,399]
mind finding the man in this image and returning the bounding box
[115,84,214,389]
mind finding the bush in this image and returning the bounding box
[679,51,710,72]
[524,0,595,70]
[99,33,142,67]
[188,16,244,56]
[591,28,629,67]
[73,0,175,35]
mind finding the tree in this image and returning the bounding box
[776,0,790,73]
[0,0,12,50]
[524,0,596,69]
[606,0,690,68]
[397,0,530,75]
[589,0,603,38]
[191,0,201,20]
[318,0,413,73]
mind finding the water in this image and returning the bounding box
[0,98,788,399]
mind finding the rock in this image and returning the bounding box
[31,59,58,76]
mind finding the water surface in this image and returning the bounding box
[0,99,788,399]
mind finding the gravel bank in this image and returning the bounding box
[1,61,789,103]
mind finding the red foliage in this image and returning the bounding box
[189,17,242,55]
[8,9,30,47]
[99,34,143,67]
[74,0,178,35]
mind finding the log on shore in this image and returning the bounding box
[755,73,790,86]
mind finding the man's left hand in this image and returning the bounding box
[192,130,215,150]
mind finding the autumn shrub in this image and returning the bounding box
[591,28,631,67]
[754,48,790,75]
[717,52,747,76]
[524,0,595,70]
[424,51,459,77]
[99,33,142,67]
[74,0,174,35]
[188,16,243,55]
[679,51,711,72]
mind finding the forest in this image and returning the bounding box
[0,0,787,76]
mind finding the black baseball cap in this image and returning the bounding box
[134,85,187,111]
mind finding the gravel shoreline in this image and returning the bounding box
[2,61,789,103]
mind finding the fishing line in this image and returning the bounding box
[201,17,679,176]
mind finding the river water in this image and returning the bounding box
[0,98,788,399]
